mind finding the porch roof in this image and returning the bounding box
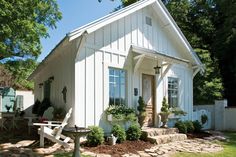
[131,45,190,66]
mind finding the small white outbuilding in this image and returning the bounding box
[29,0,203,131]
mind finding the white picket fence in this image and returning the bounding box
[192,109,211,130]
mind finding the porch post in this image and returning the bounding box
[154,73,161,127]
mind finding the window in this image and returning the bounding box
[109,68,126,106]
[145,16,152,26]
[168,77,178,107]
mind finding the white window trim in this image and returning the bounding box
[108,67,127,106]
[167,77,179,107]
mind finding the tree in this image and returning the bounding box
[0,64,14,87]
[213,0,236,106]
[0,0,62,61]
[193,49,223,104]
[4,59,37,90]
[164,0,223,104]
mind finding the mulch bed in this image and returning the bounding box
[82,132,212,156]
[82,140,154,156]
[187,131,212,139]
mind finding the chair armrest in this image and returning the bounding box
[33,123,61,127]
[44,121,62,124]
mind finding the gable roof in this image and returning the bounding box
[29,0,203,80]
[67,0,202,67]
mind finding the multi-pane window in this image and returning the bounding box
[168,77,178,108]
[109,68,126,106]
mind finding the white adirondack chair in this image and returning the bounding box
[33,108,73,148]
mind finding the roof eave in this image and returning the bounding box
[28,36,68,80]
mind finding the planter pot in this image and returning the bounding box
[107,114,123,122]
[138,115,146,127]
[107,114,113,121]
[160,112,170,128]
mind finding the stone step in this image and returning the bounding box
[147,134,187,144]
[142,128,179,138]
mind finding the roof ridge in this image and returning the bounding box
[68,0,155,37]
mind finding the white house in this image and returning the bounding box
[29,0,203,131]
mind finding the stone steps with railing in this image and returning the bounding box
[142,127,187,144]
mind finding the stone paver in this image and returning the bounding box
[0,134,224,157]
[144,139,223,157]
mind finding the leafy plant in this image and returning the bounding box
[184,121,195,133]
[105,105,137,122]
[137,96,146,113]
[193,120,203,133]
[87,126,104,147]
[32,99,41,114]
[53,107,66,120]
[175,121,187,134]
[201,114,208,125]
[37,98,51,116]
[137,96,147,127]
[170,107,187,116]
[126,124,141,141]
[111,124,126,143]
[161,97,170,113]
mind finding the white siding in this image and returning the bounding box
[34,39,77,125]
[74,5,194,128]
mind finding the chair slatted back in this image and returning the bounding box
[55,108,72,139]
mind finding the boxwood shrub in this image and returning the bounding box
[175,121,187,134]
[193,120,203,133]
[111,124,126,143]
[184,121,195,133]
[126,124,141,141]
[87,126,104,146]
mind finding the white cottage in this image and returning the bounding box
[29,0,203,130]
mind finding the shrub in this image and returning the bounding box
[126,124,141,140]
[111,124,126,143]
[184,121,195,133]
[87,126,104,146]
[193,120,202,133]
[175,121,187,134]
[38,98,51,116]
[53,107,66,120]
[137,96,147,127]
[201,114,208,125]
[32,99,41,114]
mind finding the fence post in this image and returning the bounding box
[214,100,227,131]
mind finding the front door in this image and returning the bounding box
[142,74,155,127]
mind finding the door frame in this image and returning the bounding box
[141,73,156,127]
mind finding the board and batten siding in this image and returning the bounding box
[74,5,193,128]
[34,40,77,124]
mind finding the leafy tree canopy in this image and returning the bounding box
[0,0,62,61]
[0,64,14,87]
[4,59,37,90]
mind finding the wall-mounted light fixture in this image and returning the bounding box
[38,83,43,88]
[48,76,54,82]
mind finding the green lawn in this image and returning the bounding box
[172,132,236,157]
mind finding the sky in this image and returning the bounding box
[39,0,121,62]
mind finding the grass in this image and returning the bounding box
[172,132,236,157]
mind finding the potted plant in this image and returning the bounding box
[5,104,12,112]
[169,107,187,119]
[105,105,136,122]
[137,96,147,127]
[159,97,170,128]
